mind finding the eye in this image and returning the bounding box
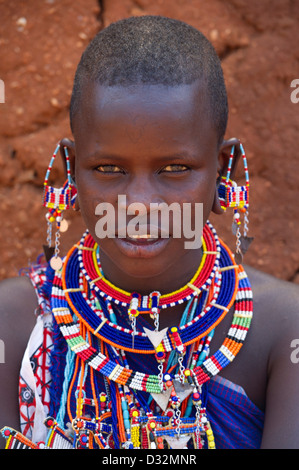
[161,164,189,173]
[96,164,124,174]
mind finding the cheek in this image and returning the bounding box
[177,173,216,209]
[76,171,112,210]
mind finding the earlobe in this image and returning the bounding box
[212,187,224,215]
[218,137,241,181]
[212,137,240,216]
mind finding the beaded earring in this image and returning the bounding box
[43,143,77,270]
[217,143,253,263]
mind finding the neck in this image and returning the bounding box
[99,246,204,297]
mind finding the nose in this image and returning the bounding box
[118,173,164,212]
[116,173,167,236]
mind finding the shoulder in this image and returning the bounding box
[0,274,38,310]
[245,264,299,367]
[245,264,299,331]
[245,265,299,448]
[0,276,38,342]
[246,264,299,300]
[0,275,38,343]
[0,276,38,444]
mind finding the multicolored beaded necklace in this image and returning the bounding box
[1,222,252,450]
[44,220,253,450]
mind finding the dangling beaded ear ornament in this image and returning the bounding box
[43,143,77,270]
[218,143,253,264]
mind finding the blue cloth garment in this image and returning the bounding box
[207,375,264,449]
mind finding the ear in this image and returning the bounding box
[58,137,76,180]
[58,137,80,211]
[212,137,241,215]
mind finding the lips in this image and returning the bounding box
[114,231,171,258]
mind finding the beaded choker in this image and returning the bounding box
[77,222,221,309]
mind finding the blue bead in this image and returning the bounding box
[122,400,128,411]
[124,420,131,430]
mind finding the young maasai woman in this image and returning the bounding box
[1,16,299,450]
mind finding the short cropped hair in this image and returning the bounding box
[70,15,228,144]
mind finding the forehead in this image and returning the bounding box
[73,81,218,157]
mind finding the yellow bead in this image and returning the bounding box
[100,395,106,402]
[132,410,139,417]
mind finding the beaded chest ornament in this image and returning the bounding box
[49,223,252,449]
[1,222,253,450]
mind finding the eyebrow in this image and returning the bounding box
[84,150,200,164]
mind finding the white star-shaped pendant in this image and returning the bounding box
[143,327,168,349]
[164,434,191,449]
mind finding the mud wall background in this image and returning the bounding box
[0,0,299,283]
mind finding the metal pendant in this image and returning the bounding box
[59,218,69,233]
[164,434,191,449]
[150,386,173,411]
[234,251,243,265]
[143,327,168,349]
[50,256,63,271]
[173,380,194,402]
[43,244,55,263]
[235,235,254,264]
[240,235,254,254]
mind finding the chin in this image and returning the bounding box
[98,236,185,281]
